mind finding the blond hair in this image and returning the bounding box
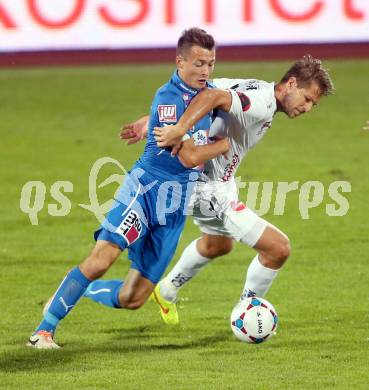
[281,55,334,96]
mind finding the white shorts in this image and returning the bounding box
[187,178,268,247]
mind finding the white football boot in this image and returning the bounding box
[27,331,60,349]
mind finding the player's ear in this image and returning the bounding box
[287,76,298,90]
[176,55,184,69]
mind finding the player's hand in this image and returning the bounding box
[170,142,183,157]
[154,125,183,147]
[119,119,148,145]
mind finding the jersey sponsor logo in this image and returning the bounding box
[231,200,247,212]
[221,153,240,182]
[243,80,260,90]
[117,210,142,244]
[237,92,251,112]
[158,105,177,122]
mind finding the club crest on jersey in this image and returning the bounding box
[237,92,251,112]
[158,105,177,122]
[117,210,142,244]
[193,129,208,145]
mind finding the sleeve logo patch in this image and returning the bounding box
[158,105,177,122]
[193,129,209,145]
[116,210,142,245]
[236,92,251,112]
[230,200,247,212]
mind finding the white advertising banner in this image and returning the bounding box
[0,0,369,52]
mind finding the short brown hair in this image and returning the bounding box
[177,27,215,57]
[280,55,334,96]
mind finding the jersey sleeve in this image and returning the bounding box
[208,110,228,139]
[228,88,268,130]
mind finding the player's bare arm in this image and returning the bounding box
[154,88,232,147]
[178,137,230,168]
[119,115,149,145]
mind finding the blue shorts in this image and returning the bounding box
[94,165,187,284]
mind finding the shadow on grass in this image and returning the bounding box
[0,328,229,373]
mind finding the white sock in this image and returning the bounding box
[160,239,210,302]
[242,255,279,298]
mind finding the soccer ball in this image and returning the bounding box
[230,297,278,344]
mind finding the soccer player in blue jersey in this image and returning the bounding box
[27,28,229,349]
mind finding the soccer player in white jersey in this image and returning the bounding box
[122,55,334,324]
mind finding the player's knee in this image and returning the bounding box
[119,292,145,310]
[80,243,120,279]
[273,235,291,264]
[200,238,233,259]
[122,299,144,310]
[216,240,233,257]
[118,286,148,310]
[80,256,110,279]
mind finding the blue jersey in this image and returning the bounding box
[138,71,212,184]
[95,71,213,284]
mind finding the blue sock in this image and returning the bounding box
[35,267,91,334]
[84,279,123,308]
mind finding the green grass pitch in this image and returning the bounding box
[0,59,368,389]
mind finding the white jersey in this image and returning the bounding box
[200,78,277,182]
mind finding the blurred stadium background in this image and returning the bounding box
[1,0,369,65]
[1,1,368,389]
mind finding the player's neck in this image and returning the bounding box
[274,83,284,113]
[177,71,200,91]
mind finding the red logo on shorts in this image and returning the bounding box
[117,210,142,244]
[158,105,177,122]
[231,201,247,212]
